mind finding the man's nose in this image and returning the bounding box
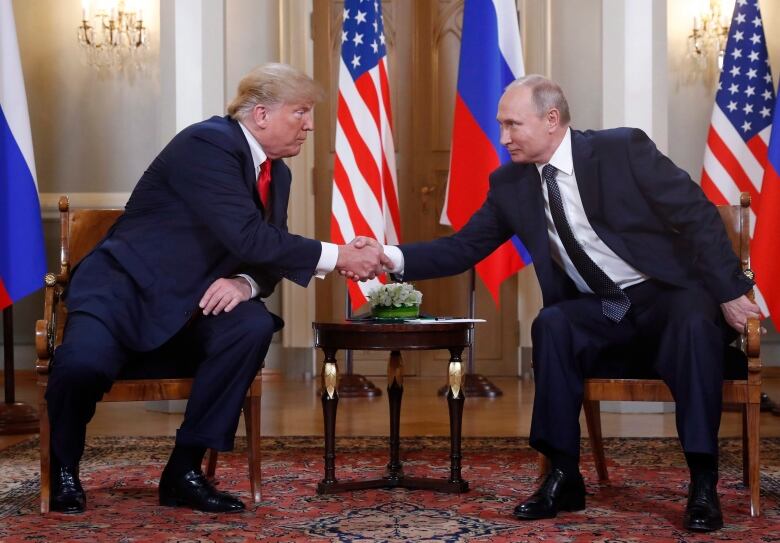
[499,126,510,145]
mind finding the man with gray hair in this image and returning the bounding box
[45,63,387,514]
[374,74,759,532]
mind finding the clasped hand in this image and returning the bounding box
[336,236,390,281]
[720,294,761,333]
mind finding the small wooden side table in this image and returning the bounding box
[312,321,474,494]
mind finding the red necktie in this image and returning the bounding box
[257,160,272,208]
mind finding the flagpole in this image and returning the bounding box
[330,289,381,398]
[0,306,39,434]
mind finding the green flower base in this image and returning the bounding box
[371,305,420,319]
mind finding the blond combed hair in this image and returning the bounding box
[227,63,325,120]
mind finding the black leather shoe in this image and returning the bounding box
[684,471,723,532]
[51,463,86,514]
[159,468,245,513]
[513,468,586,520]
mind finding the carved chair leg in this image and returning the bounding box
[205,449,218,481]
[742,405,749,485]
[244,390,262,503]
[39,385,51,514]
[745,402,761,517]
[537,452,550,478]
[583,400,609,482]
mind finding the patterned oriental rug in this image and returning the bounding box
[2,436,780,542]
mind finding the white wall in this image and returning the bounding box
[14,0,162,195]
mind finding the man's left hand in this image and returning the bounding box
[720,294,761,332]
[199,277,252,315]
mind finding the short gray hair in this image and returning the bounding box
[507,74,571,124]
[227,63,325,120]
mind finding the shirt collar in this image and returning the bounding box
[238,121,268,175]
[536,127,573,177]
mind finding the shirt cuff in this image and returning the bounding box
[383,245,404,274]
[234,274,259,298]
[315,242,339,278]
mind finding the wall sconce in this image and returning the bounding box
[688,0,730,72]
[77,0,149,70]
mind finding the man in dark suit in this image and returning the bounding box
[373,75,759,532]
[46,63,387,514]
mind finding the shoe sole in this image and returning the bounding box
[685,520,724,532]
[51,505,86,514]
[159,494,245,513]
[513,496,586,520]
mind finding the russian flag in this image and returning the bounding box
[440,0,529,306]
[0,0,45,310]
[752,89,780,319]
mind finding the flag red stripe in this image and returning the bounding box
[347,281,368,306]
[378,62,401,237]
[706,127,760,205]
[752,164,780,316]
[382,157,401,240]
[333,157,376,237]
[0,280,12,310]
[700,170,729,206]
[337,93,383,205]
[354,73,382,131]
[447,95,498,229]
[747,135,768,168]
[330,214,346,245]
[475,242,524,305]
[378,60,394,130]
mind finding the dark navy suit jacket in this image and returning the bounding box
[66,115,322,351]
[401,128,753,306]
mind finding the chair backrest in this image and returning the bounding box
[56,196,123,277]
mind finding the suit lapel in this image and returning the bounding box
[571,130,602,221]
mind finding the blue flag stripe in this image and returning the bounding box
[457,0,515,161]
[0,104,46,301]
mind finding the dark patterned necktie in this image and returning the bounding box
[542,164,631,322]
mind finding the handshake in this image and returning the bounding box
[336,236,391,281]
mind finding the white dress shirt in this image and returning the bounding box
[235,122,338,298]
[382,128,648,291]
[537,128,646,293]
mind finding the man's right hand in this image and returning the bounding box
[336,237,390,281]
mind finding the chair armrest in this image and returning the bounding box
[35,272,66,375]
[744,316,761,367]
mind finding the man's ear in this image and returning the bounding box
[252,105,270,128]
[546,108,560,132]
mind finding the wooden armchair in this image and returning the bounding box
[538,193,762,517]
[35,196,263,513]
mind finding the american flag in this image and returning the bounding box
[330,0,400,310]
[701,0,774,316]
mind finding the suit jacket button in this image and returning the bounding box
[184,310,191,317]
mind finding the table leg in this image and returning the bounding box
[446,347,469,490]
[318,348,339,493]
[385,350,404,481]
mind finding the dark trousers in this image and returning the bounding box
[45,300,277,467]
[529,280,730,462]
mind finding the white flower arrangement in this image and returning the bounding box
[367,282,423,308]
